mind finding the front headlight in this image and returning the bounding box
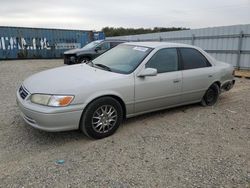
[30,94,74,107]
[30,94,51,106]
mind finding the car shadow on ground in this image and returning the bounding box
[15,102,203,146]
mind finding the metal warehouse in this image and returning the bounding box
[0,26,105,59]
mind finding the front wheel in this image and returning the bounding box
[80,97,123,139]
[201,83,220,106]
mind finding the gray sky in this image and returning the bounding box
[0,0,249,31]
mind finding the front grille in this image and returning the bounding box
[19,86,29,100]
[64,55,70,64]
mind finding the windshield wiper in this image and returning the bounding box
[94,63,112,71]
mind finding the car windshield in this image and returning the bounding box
[92,44,152,74]
[82,40,103,50]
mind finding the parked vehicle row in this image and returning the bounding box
[64,39,126,65]
[17,42,235,139]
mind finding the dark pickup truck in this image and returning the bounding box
[64,39,126,65]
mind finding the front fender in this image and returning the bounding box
[83,90,125,106]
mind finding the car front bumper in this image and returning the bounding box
[64,54,77,65]
[16,91,84,132]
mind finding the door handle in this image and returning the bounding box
[173,79,181,83]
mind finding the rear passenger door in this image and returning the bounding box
[178,48,214,103]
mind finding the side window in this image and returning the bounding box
[179,48,211,70]
[146,48,178,73]
[99,42,111,50]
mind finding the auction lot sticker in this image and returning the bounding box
[133,46,149,52]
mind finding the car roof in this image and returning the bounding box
[123,41,194,49]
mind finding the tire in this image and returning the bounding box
[201,83,220,106]
[80,97,123,139]
[78,57,90,64]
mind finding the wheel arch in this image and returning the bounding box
[102,95,127,119]
[202,81,221,97]
[77,55,92,62]
[213,81,221,88]
[80,94,127,127]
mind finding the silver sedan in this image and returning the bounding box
[17,42,235,139]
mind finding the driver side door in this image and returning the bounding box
[134,48,182,114]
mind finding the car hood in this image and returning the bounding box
[23,64,123,95]
[64,48,84,55]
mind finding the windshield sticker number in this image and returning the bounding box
[133,46,148,52]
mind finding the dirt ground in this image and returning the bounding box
[0,59,249,187]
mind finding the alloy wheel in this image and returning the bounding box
[91,105,118,133]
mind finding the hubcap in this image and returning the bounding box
[92,105,117,133]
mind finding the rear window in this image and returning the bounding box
[179,48,211,70]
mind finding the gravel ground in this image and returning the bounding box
[0,59,249,188]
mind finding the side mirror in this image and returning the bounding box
[95,46,101,52]
[137,68,157,77]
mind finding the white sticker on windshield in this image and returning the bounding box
[133,46,148,52]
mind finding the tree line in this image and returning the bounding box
[102,27,189,37]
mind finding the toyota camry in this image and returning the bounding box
[17,42,235,139]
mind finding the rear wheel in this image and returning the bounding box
[201,83,220,106]
[80,97,123,139]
